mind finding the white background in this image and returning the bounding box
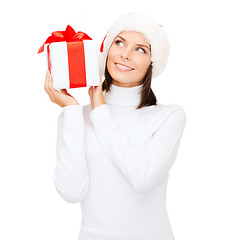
[0,0,233,239]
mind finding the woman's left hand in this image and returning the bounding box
[88,75,106,110]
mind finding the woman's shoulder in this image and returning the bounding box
[141,103,186,123]
[144,103,186,114]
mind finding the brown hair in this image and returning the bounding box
[102,62,157,110]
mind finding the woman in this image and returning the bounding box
[44,12,186,240]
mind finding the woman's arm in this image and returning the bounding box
[54,105,89,203]
[44,71,89,203]
[89,104,186,192]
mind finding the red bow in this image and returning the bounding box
[38,25,92,54]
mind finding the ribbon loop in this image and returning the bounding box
[38,25,92,54]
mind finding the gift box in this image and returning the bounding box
[38,25,100,89]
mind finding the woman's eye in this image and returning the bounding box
[137,48,146,53]
[115,40,124,46]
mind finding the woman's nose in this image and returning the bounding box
[121,48,132,60]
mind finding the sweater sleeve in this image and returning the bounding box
[53,105,89,203]
[89,104,186,192]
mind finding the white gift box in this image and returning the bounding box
[46,40,100,89]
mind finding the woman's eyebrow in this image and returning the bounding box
[136,44,150,51]
[115,36,150,50]
[115,36,126,41]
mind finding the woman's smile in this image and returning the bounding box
[115,63,134,71]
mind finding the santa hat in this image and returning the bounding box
[99,12,170,79]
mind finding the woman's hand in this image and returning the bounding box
[44,71,79,108]
[88,75,106,110]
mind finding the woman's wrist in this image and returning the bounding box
[64,103,79,107]
[92,98,106,110]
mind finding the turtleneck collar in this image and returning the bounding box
[104,83,143,107]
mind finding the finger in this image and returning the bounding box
[45,70,52,88]
[44,78,55,102]
[48,73,60,94]
[60,89,67,94]
[46,73,61,102]
[88,86,91,96]
[47,72,54,89]
[60,89,72,97]
[45,72,54,96]
[96,75,103,91]
[88,86,93,98]
[44,70,52,96]
[44,70,50,90]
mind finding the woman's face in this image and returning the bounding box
[106,31,151,88]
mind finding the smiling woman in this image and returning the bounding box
[106,31,152,88]
[99,12,171,109]
[50,12,187,240]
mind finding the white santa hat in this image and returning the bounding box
[99,12,170,79]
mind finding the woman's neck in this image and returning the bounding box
[104,83,143,107]
[111,80,143,88]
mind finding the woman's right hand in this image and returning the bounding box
[44,71,79,108]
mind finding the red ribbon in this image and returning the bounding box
[38,25,92,54]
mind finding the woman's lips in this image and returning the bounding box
[115,63,134,72]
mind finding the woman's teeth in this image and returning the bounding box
[115,63,133,71]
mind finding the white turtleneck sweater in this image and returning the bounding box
[54,84,187,240]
